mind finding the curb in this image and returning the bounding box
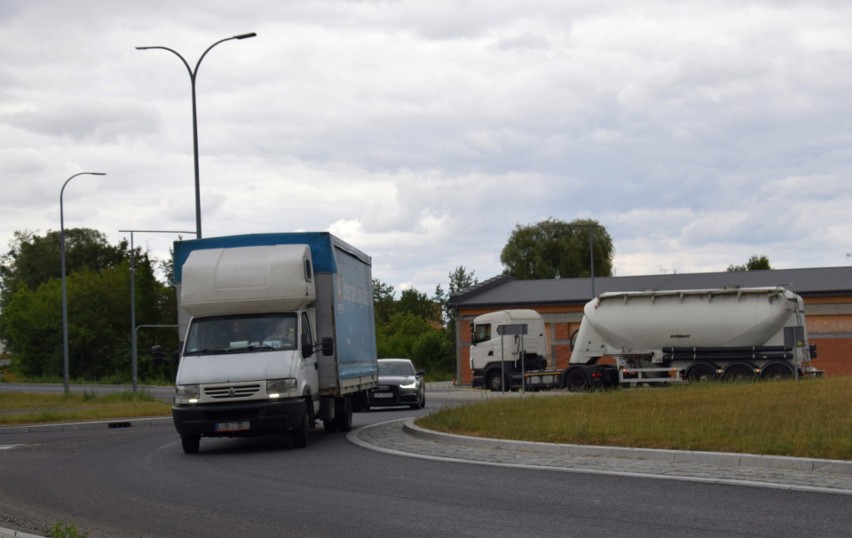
[401,420,852,476]
[0,417,172,434]
[0,528,43,538]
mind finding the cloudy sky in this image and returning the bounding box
[2,0,851,295]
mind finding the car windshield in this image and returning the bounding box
[378,361,415,376]
[184,314,297,355]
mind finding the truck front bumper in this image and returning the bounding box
[172,399,304,438]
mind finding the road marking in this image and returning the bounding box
[0,444,24,450]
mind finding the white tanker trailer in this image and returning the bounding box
[565,286,820,390]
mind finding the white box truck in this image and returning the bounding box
[469,287,819,391]
[170,232,378,453]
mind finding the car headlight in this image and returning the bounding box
[175,384,200,404]
[400,379,417,389]
[267,378,298,398]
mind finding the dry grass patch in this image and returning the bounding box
[417,376,851,460]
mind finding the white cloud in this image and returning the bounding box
[1,0,852,296]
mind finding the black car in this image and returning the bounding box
[368,358,426,409]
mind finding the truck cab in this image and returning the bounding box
[469,309,549,391]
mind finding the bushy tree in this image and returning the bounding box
[727,255,772,272]
[0,229,176,381]
[500,218,614,279]
[372,278,457,380]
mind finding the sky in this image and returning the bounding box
[2,0,851,296]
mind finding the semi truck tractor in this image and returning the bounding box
[170,232,378,453]
[470,287,819,392]
[469,309,559,391]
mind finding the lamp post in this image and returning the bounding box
[61,172,106,394]
[136,32,257,239]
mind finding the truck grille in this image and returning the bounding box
[204,384,261,399]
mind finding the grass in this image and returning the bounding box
[416,376,852,460]
[0,390,172,426]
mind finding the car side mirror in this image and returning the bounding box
[416,370,426,377]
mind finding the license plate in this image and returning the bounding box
[214,421,250,432]
[372,393,393,399]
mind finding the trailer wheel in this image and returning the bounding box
[686,364,716,382]
[180,434,200,454]
[761,362,794,380]
[564,370,589,392]
[724,363,756,382]
[486,371,506,392]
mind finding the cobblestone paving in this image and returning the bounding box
[351,418,852,494]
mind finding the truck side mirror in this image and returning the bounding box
[321,337,334,356]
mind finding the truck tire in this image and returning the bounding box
[761,362,794,380]
[724,363,756,382]
[291,397,310,448]
[323,419,338,433]
[686,364,716,382]
[485,371,506,392]
[181,434,200,454]
[564,369,589,392]
[334,396,353,432]
[292,410,309,449]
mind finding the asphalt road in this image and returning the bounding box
[1,401,851,537]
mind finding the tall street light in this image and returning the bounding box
[136,32,257,239]
[61,171,106,394]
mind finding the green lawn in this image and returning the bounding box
[416,376,852,460]
[0,390,171,425]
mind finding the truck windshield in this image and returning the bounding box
[183,314,298,355]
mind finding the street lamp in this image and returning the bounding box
[136,32,257,239]
[61,171,106,394]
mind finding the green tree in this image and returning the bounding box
[0,228,125,308]
[448,266,478,296]
[444,266,478,378]
[500,218,614,279]
[398,288,441,325]
[372,279,396,325]
[371,278,456,380]
[727,255,772,272]
[0,229,176,381]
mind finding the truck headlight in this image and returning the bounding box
[175,384,200,404]
[267,378,297,398]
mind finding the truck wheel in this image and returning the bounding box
[180,434,200,454]
[334,396,353,432]
[761,362,793,380]
[323,419,338,433]
[292,410,309,449]
[724,363,755,382]
[486,372,506,392]
[686,364,716,382]
[564,370,589,392]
